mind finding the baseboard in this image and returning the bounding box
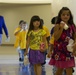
[1,44,14,46]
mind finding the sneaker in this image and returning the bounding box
[72,68,74,73]
[19,58,22,61]
[19,58,24,62]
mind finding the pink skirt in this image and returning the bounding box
[49,58,75,68]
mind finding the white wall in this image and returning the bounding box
[51,0,76,24]
[0,4,51,44]
[0,0,52,4]
[1,0,76,44]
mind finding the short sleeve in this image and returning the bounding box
[43,26,50,37]
[42,29,46,36]
[28,31,32,36]
[14,27,20,35]
[50,27,54,36]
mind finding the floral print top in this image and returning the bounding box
[52,25,75,61]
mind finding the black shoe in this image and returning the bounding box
[72,68,74,73]
[19,58,22,61]
[19,58,24,62]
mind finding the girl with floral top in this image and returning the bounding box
[48,7,76,75]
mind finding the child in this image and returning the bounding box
[18,21,28,62]
[14,20,26,61]
[48,7,76,75]
[25,15,46,75]
[47,16,66,75]
[29,19,50,75]
[14,20,24,48]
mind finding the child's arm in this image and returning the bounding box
[54,24,64,41]
[24,36,30,56]
[14,27,22,36]
[47,44,53,58]
[14,29,21,36]
[73,33,76,56]
[2,16,9,38]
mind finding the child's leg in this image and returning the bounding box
[30,64,46,75]
[42,65,46,75]
[34,64,42,75]
[41,51,47,65]
[16,46,21,61]
[66,67,72,75]
[53,66,57,75]
[30,64,35,75]
[34,64,37,75]
[55,67,63,75]
[20,49,25,61]
[18,49,22,61]
[21,50,25,61]
[53,66,66,75]
[62,69,66,75]
[19,53,21,61]
[41,51,47,75]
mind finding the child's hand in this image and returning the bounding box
[47,51,52,58]
[40,42,46,52]
[73,43,76,56]
[24,50,28,56]
[60,21,65,29]
[40,49,46,52]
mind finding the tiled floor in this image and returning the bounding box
[0,46,76,75]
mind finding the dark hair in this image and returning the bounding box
[19,20,24,25]
[28,15,43,33]
[40,19,44,25]
[51,16,58,24]
[23,21,27,24]
[56,7,75,25]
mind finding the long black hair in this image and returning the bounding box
[28,15,43,33]
[56,7,75,25]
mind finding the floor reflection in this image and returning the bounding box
[0,58,76,75]
[0,63,31,75]
[18,63,30,75]
[0,46,76,75]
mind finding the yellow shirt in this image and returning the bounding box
[43,26,50,49]
[18,30,28,49]
[50,34,54,44]
[43,26,50,37]
[14,27,21,48]
[28,29,46,50]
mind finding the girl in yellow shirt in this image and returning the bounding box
[25,15,46,75]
